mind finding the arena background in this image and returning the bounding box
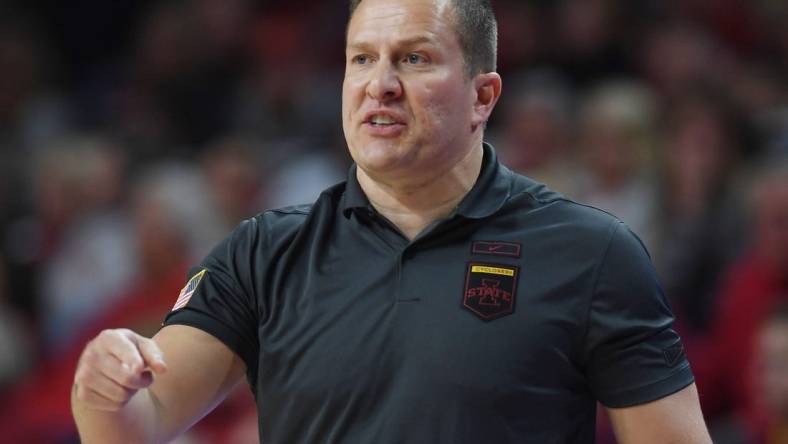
[0,0,786,442]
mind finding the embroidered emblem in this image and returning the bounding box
[471,241,521,258]
[663,343,685,367]
[463,263,518,321]
[172,269,207,311]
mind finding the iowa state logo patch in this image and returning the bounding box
[463,263,518,321]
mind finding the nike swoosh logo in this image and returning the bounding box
[472,241,522,258]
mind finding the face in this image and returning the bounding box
[754,175,788,268]
[342,0,489,182]
[756,320,788,418]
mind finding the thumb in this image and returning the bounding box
[137,337,168,374]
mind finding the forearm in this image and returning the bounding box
[608,384,711,444]
[72,385,160,444]
[71,326,246,443]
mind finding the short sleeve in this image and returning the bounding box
[163,219,260,380]
[584,222,694,408]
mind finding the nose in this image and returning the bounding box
[367,62,402,102]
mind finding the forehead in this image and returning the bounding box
[347,0,455,47]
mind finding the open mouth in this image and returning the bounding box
[368,116,398,126]
[362,112,406,136]
[364,111,404,126]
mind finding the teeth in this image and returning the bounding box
[371,115,396,125]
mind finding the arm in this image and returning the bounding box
[72,325,246,443]
[607,383,711,444]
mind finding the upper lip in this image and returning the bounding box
[363,109,405,124]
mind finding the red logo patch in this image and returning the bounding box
[463,263,518,321]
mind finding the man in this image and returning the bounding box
[752,303,788,443]
[72,0,712,442]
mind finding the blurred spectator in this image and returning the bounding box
[655,93,747,335]
[751,303,788,444]
[35,136,134,351]
[725,62,786,134]
[572,79,660,250]
[111,0,251,155]
[237,5,345,143]
[694,158,788,442]
[0,12,68,148]
[263,141,346,209]
[0,161,253,442]
[640,21,727,99]
[200,137,267,228]
[493,70,579,196]
[1,0,787,441]
[553,0,634,85]
[0,11,69,231]
[0,256,33,393]
[494,2,544,71]
[239,8,317,139]
[756,1,788,77]
[131,162,229,264]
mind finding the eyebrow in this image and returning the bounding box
[347,36,436,52]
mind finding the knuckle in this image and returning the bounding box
[81,348,100,366]
[115,328,135,341]
[118,373,137,388]
[100,328,127,344]
[97,329,116,341]
[126,359,143,374]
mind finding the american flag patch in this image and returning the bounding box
[172,269,206,311]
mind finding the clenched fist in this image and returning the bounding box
[73,329,168,412]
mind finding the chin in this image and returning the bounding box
[357,153,405,175]
[352,139,412,171]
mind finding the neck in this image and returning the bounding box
[357,144,484,240]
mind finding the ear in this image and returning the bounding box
[471,72,502,131]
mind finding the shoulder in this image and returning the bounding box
[228,181,346,248]
[256,203,314,236]
[505,169,624,243]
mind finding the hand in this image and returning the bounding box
[73,329,168,412]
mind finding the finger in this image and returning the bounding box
[102,331,146,374]
[97,354,154,390]
[74,380,131,412]
[81,385,125,412]
[137,338,168,374]
[81,368,137,404]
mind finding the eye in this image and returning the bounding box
[352,54,371,65]
[404,53,427,64]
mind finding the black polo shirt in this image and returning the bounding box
[164,143,694,443]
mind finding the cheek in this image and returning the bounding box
[342,73,366,103]
[342,79,361,130]
[341,79,353,115]
[415,80,470,132]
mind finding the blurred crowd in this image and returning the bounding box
[0,0,786,443]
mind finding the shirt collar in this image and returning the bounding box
[454,142,513,219]
[341,163,373,218]
[341,142,512,220]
